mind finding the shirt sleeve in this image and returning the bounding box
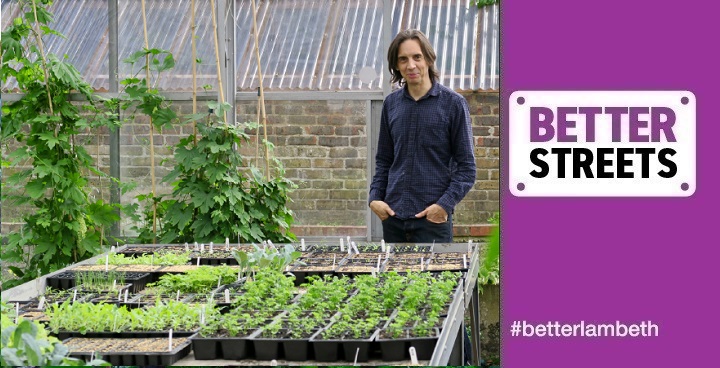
[436,95,476,214]
[369,100,394,204]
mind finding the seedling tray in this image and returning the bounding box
[64,335,194,366]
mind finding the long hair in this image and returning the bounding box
[387,29,439,86]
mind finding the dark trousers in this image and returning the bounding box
[381,214,453,243]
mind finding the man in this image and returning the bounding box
[369,29,476,244]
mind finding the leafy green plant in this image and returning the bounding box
[98,252,190,266]
[474,0,499,7]
[233,243,302,279]
[74,270,127,293]
[152,120,297,244]
[479,214,500,286]
[109,46,179,244]
[2,300,108,366]
[148,265,237,294]
[1,0,122,288]
[46,300,202,333]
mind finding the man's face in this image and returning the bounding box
[396,39,430,88]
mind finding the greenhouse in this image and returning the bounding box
[1,0,500,366]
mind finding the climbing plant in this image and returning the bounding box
[145,105,297,244]
[474,0,499,7]
[1,0,120,288]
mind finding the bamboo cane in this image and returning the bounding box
[250,0,270,179]
[141,0,157,243]
[255,92,261,167]
[191,0,198,144]
[210,0,227,125]
[30,0,54,128]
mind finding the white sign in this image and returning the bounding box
[509,91,696,197]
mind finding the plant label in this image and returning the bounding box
[352,241,359,254]
[301,238,306,251]
[209,242,214,254]
[176,290,181,301]
[168,329,173,351]
[409,347,419,365]
[197,257,201,266]
[225,289,230,303]
[38,296,45,310]
[340,238,345,251]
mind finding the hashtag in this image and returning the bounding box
[511,321,521,336]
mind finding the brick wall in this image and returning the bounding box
[2,92,499,237]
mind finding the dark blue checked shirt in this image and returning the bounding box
[369,82,476,220]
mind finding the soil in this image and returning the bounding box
[73,265,117,272]
[63,337,191,353]
[291,265,335,272]
[391,252,430,259]
[19,310,49,321]
[159,265,199,273]
[346,252,386,260]
[337,265,377,273]
[431,252,471,259]
[113,265,163,273]
[426,259,466,271]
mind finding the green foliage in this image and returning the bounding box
[148,265,237,294]
[1,301,109,366]
[233,243,302,277]
[74,270,126,293]
[1,1,122,289]
[479,215,500,286]
[99,252,190,266]
[146,121,297,244]
[474,0,499,7]
[116,48,178,130]
[46,300,202,333]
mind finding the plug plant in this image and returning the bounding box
[148,265,237,294]
[2,300,108,366]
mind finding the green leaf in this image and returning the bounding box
[123,50,149,64]
[158,53,175,72]
[36,131,65,149]
[192,215,214,239]
[1,35,23,61]
[152,107,177,128]
[87,201,120,227]
[25,179,48,199]
[8,266,25,278]
[21,334,43,365]
[191,191,215,214]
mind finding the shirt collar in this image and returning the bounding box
[402,81,440,101]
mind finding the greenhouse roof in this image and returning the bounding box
[1,0,498,93]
